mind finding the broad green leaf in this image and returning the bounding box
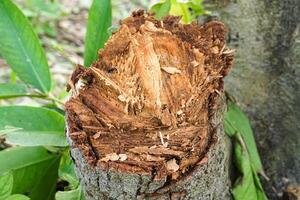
[84,0,112,67]
[169,0,191,24]
[55,186,85,200]
[0,83,28,99]
[0,147,61,200]
[224,100,263,174]
[150,0,207,24]
[59,151,79,189]
[0,106,65,147]
[6,194,30,200]
[0,0,51,93]
[231,141,258,200]
[4,131,67,147]
[0,171,13,199]
[149,0,171,20]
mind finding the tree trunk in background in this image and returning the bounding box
[203,0,300,199]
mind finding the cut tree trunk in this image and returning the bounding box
[65,11,234,200]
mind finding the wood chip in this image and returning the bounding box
[93,132,101,139]
[166,159,179,172]
[119,154,128,161]
[222,49,235,55]
[118,95,127,102]
[161,67,181,74]
[101,153,119,162]
[211,46,219,54]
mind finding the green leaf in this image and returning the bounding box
[0,0,51,93]
[149,0,171,20]
[224,100,263,174]
[231,140,258,200]
[84,0,112,67]
[0,147,61,200]
[169,0,191,24]
[59,150,79,189]
[6,194,30,200]
[4,131,68,147]
[55,186,85,200]
[0,106,66,147]
[0,83,28,99]
[0,171,13,199]
[252,170,268,200]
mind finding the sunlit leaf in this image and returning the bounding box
[84,0,112,67]
[149,0,171,20]
[0,0,51,93]
[150,0,207,24]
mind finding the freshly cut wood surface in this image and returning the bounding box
[65,10,233,199]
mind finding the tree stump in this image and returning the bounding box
[65,11,234,200]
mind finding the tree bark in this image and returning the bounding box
[202,0,300,199]
[65,11,234,200]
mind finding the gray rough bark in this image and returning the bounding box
[67,100,231,200]
[203,0,300,199]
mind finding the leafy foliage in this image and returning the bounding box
[150,0,208,23]
[225,100,264,174]
[84,0,112,67]
[0,147,60,200]
[0,106,67,147]
[225,99,268,200]
[0,0,52,93]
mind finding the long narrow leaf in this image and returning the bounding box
[225,100,263,174]
[231,140,259,200]
[0,83,29,99]
[0,0,51,93]
[84,0,112,67]
[0,147,61,200]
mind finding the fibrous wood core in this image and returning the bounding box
[65,10,233,182]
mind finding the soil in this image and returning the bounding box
[65,11,233,182]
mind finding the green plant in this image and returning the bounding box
[150,0,208,24]
[224,98,268,200]
[0,0,112,199]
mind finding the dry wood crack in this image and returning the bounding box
[65,11,233,199]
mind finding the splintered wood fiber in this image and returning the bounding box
[65,10,233,182]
